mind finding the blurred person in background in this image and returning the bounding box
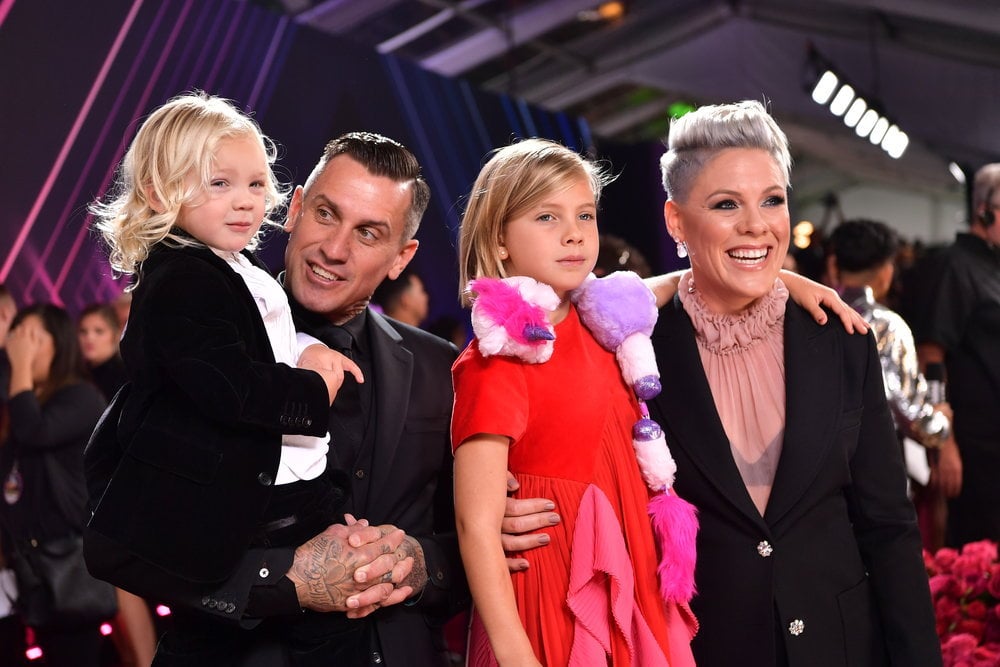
[593,233,652,278]
[0,285,16,413]
[0,284,25,665]
[371,266,430,328]
[827,219,955,549]
[1,304,108,667]
[913,162,1000,547]
[77,304,128,402]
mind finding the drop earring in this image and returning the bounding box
[675,240,688,259]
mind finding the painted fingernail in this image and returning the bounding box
[538,534,550,545]
[548,514,560,524]
[543,502,555,511]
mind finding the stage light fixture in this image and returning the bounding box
[829,85,855,116]
[807,52,909,159]
[855,109,879,138]
[843,98,867,128]
[881,126,908,159]
[811,71,838,104]
[949,162,966,185]
[792,220,814,249]
[868,117,890,144]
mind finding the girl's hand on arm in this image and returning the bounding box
[643,270,686,308]
[780,269,869,333]
[455,435,542,667]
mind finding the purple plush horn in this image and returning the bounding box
[523,324,555,342]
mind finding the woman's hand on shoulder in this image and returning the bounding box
[780,270,869,334]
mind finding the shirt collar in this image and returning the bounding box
[278,272,369,354]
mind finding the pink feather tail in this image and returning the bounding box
[649,490,699,603]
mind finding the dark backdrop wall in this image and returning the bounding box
[0,0,678,324]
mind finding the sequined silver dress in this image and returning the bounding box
[840,285,950,447]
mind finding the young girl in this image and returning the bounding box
[86,92,360,602]
[452,139,699,667]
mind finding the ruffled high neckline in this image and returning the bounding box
[677,272,788,354]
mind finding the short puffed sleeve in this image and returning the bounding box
[451,342,528,452]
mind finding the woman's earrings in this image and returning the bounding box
[674,239,688,259]
[499,247,508,259]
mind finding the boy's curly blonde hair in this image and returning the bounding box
[91,91,288,280]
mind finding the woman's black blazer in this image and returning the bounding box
[648,297,941,667]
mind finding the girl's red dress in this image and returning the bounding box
[452,305,697,667]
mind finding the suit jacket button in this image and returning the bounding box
[257,472,273,486]
[279,415,288,426]
[757,540,773,557]
[259,567,270,579]
[206,599,218,609]
[304,418,312,427]
[201,596,211,607]
[788,619,805,636]
[226,602,236,613]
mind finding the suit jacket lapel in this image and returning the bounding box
[763,302,842,527]
[365,309,414,509]
[652,297,764,527]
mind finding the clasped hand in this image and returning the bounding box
[287,515,417,619]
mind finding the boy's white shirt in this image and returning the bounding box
[217,249,330,484]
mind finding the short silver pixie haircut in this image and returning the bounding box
[659,100,792,203]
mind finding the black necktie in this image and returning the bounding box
[324,325,354,359]
[320,325,364,468]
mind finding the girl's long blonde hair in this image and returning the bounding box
[457,138,613,305]
[91,91,288,282]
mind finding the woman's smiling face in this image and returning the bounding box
[664,147,790,314]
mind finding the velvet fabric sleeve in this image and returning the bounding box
[140,255,328,437]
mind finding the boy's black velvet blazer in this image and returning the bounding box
[85,242,332,584]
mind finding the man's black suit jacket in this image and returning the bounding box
[648,297,941,667]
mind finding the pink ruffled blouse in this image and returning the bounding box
[678,273,789,516]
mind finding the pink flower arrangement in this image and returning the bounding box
[925,540,1000,666]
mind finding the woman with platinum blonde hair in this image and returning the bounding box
[648,100,941,666]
